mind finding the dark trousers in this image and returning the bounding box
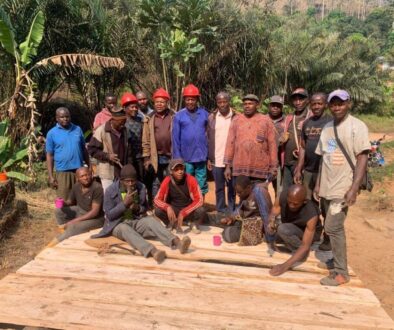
[154,206,207,226]
[277,222,320,252]
[212,166,235,214]
[282,165,295,191]
[134,157,154,206]
[152,163,170,198]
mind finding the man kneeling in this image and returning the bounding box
[269,184,322,276]
[49,167,104,247]
[92,164,191,263]
[154,159,206,234]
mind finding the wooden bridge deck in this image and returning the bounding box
[0,226,393,329]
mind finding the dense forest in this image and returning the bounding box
[1,0,394,131]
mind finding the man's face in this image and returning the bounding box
[235,184,251,201]
[125,103,138,117]
[76,169,92,187]
[216,97,230,114]
[310,96,326,118]
[111,118,126,131]
[121,178,137,191]
[243,100,258,117]
[329,98,350,122]
[268,103,283,117]
[56,110,71,128]
[136,93,148,110]
[287,194,305,212]
[184,97,198,111]
[291,95,308,112]
[171,164,185,181]
[154,97,168,113]
[104,97,117,112]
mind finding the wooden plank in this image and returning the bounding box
[0,274,392,329]
[56,234,343,276]
[38,246,360,287]
[20,254,375,306]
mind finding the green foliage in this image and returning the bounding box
[0,6,16,57]
[19,11,45,66]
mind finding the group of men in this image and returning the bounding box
[45,84,369,286]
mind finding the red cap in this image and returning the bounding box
[153,88,170,100]
[182,84,200,97]
[121,92,138,107]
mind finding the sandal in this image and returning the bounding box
[320,272,349,286]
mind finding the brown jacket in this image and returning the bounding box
[142,109,175,172]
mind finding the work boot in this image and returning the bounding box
[173,236,191,254]
[318,233,331,251]
[320,272,349,286]
[151,247,166,264]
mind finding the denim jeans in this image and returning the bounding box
[212,166,235,214]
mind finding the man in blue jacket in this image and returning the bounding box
[172,84,209,195]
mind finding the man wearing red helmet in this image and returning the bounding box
[172,84,209,195]
[88,104,130,192]
[121,92,149,183]
[142,88,175,197]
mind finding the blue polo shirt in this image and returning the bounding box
[172,107,208,163]
[46,123,85,171]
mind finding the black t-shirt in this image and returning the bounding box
[69,181,104,215]
[284,110,308,166]
[279,191,322,236]
[301,114,331,172]
[168,177,192,214]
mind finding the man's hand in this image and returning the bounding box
[224,165,232,181]
[166,206,177,225]
[313,185,320,202]
[269,263,289,276]
[344,186,358,206]
[123,190,136,208]
[294,169,302,184]
[144,158,152,171]
[220,217,234,226]
[48,176,58,189]
[207,160,213,171]
[108,153,120,164]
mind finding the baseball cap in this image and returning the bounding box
[327,89,350,103]
[169,159,185,170]
[242,94,259,102]
[290,88,309,98]
[269,95,284,105]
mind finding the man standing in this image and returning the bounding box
[154,159,206,234]
[46,107,89,200]
[294,93,331,200]
[172,84,209,195]
[93,94,117,130]
[207,91,237,214]
[224,94,277,184]
[92,164,191,264]
[88,108,129,192]
[142,88,175,197]
[48,167,104,246]
[267,95,286,197]
[269,184,322,276]
[136,91,154,119]
[122,92,148,181]
[314,89,369,286]
[282,88,310,191]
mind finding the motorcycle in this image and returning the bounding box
[368,135,385,167]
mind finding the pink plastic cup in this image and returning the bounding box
[213,235,222,246]
[55,197,64,209]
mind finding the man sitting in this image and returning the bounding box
[154,159,206,234]
[92,164,191,263]
[48,167,105,247]
[212,176,273,244]
[269,184,322,276]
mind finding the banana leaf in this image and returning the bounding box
[6,171,30,182]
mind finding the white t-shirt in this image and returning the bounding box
[214,110,233,167]
[315,115,369,200]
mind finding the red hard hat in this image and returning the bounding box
[153,88,170,100]
[121,92,138,107]
[182,84,200,97]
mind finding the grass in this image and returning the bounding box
[356,114,394,134]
